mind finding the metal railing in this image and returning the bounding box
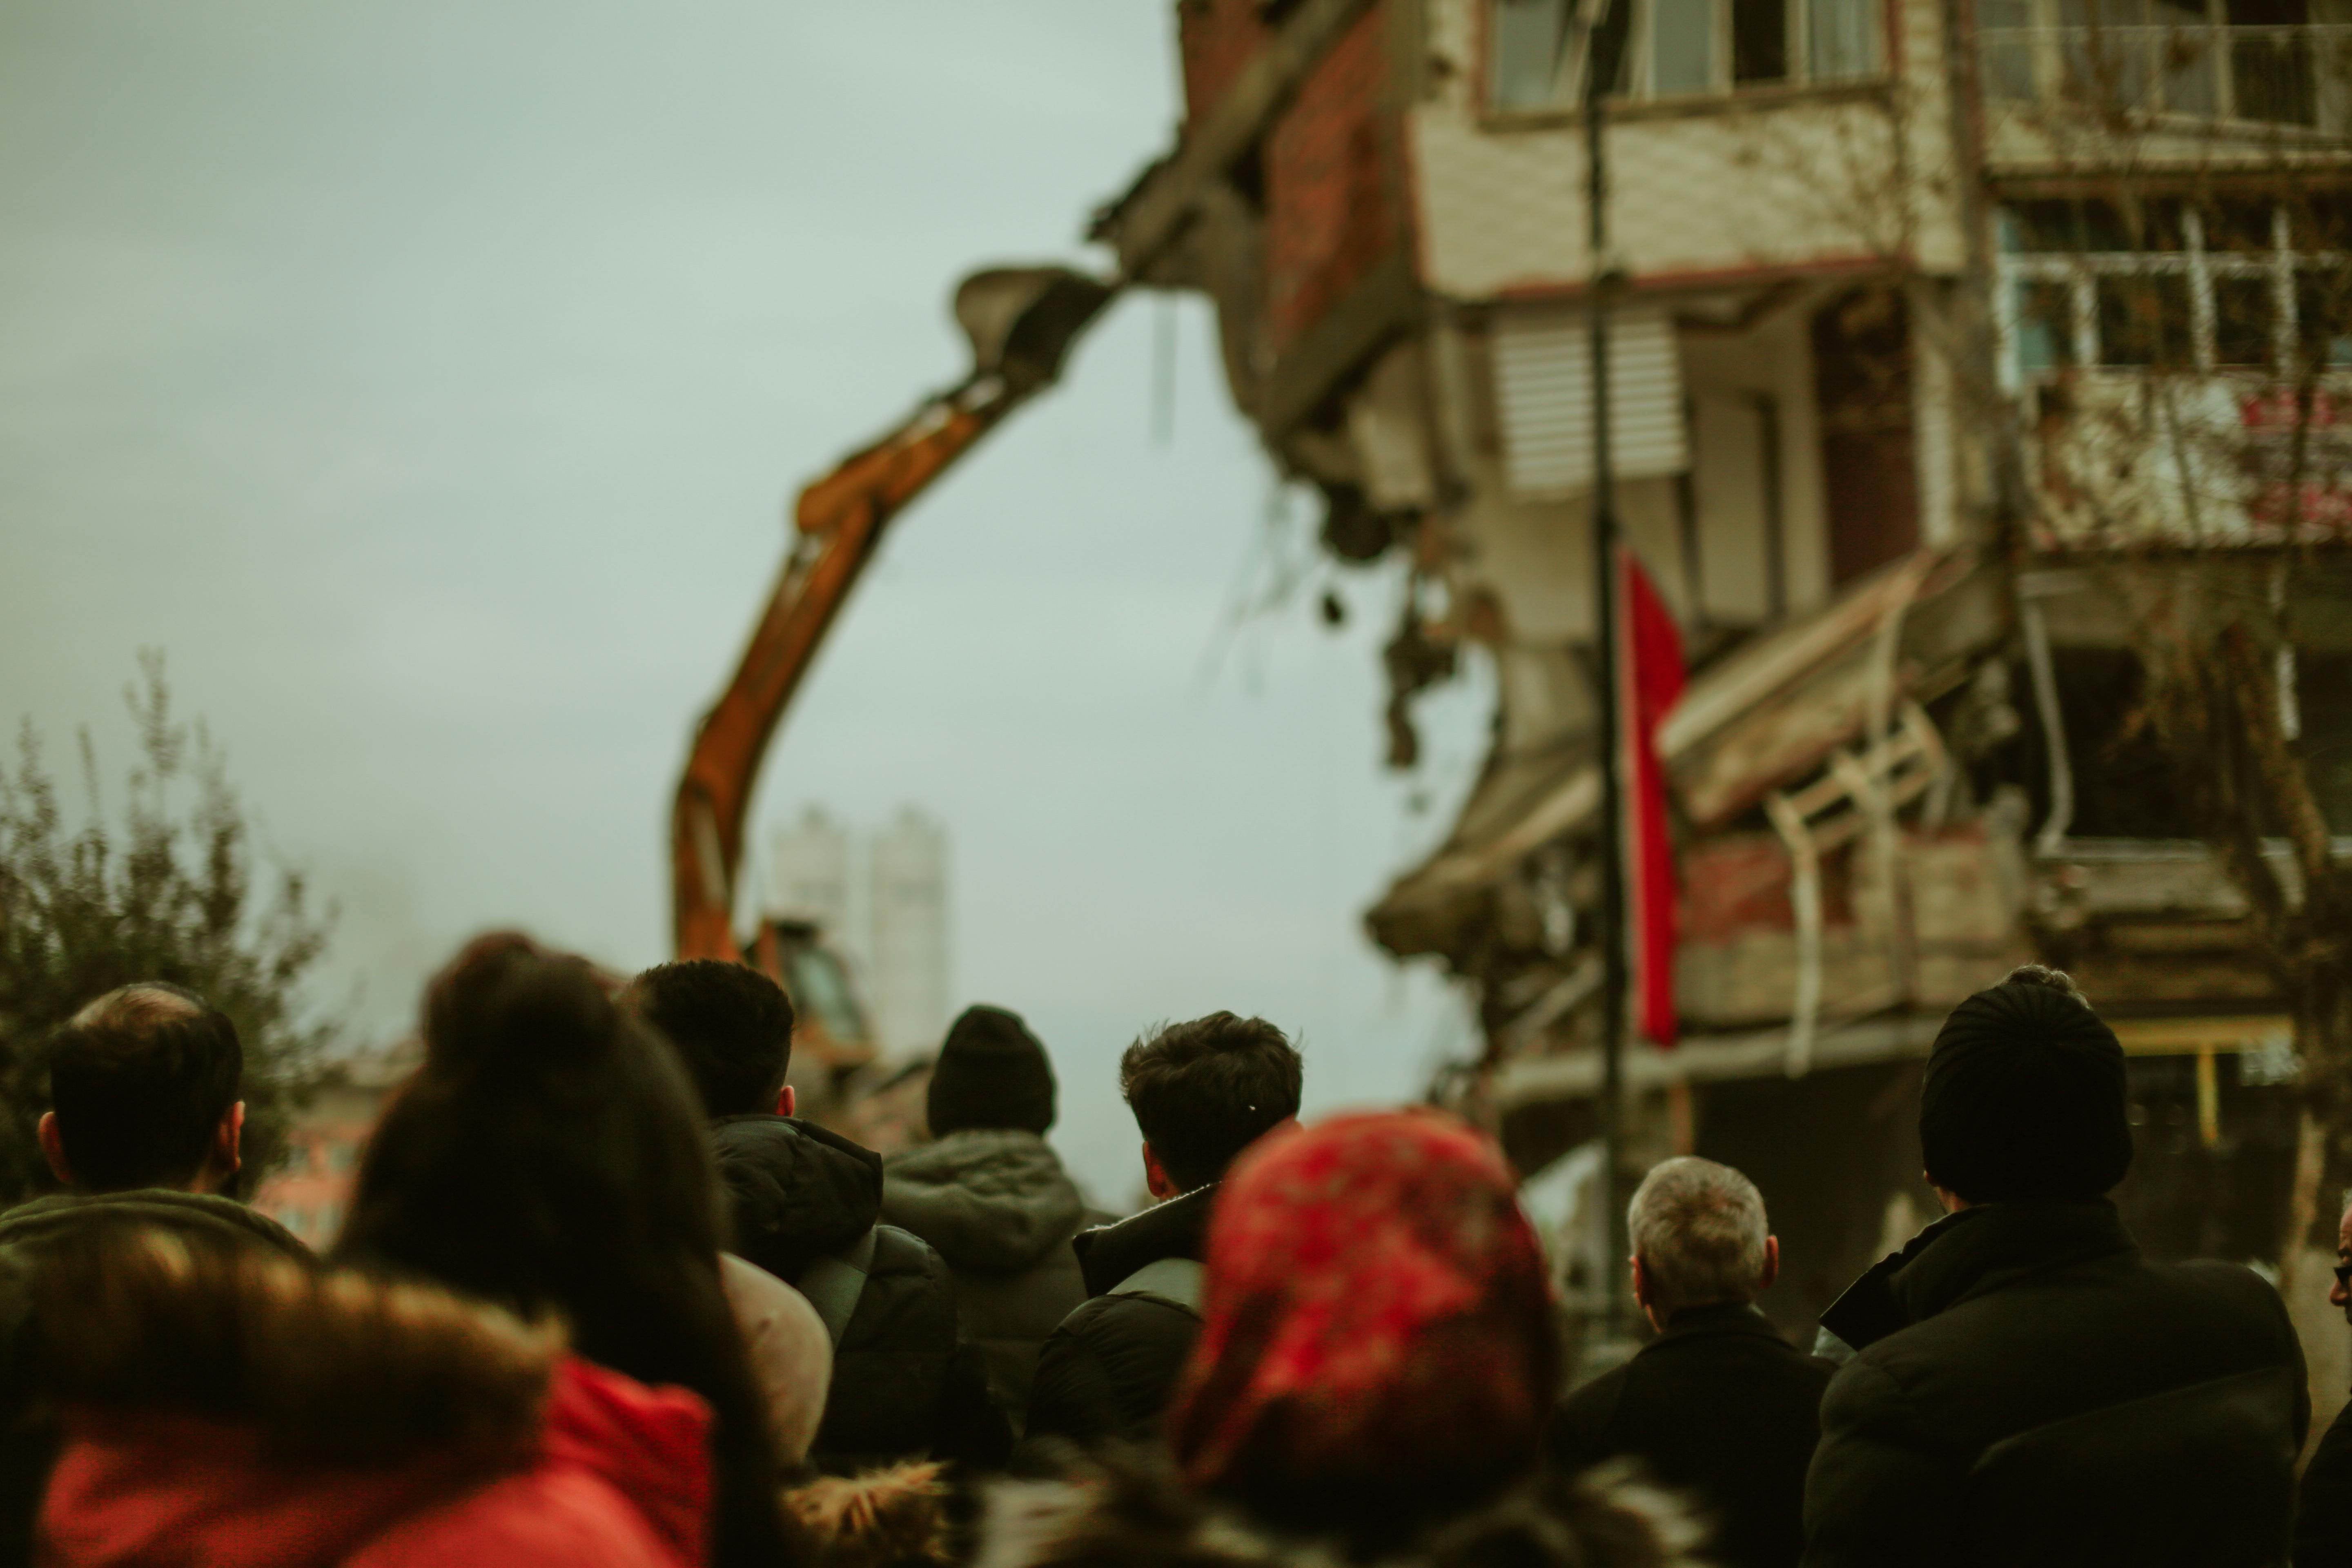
[1979,21,2352,129]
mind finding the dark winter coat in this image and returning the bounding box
[709,1114,1006,1472]
[2295,1396,2352,1567]
[1549,1302,1831,1568]
[883,1129,1088,1419]
[0,1187,308,1260]
[1804,1200,2307,1568]
[1021,1184,1215,1455]
[0,1186,313,1567]
[970,1451,1704,1568]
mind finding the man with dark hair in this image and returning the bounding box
[1020,1011,1301,1454]
[1550,1157,1829,1568]
[631,958,1005,1472]
[0,982,303,1256]
[0,983,307,1559]
[1804,965,2306,1568]
[882,1004,1094,1419]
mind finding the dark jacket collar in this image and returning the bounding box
[1819,1199,2136,1353]
[707,1114,883,1276]
[0,1187,309,1260]
[1073,1183,1217,1296]
[1648,1301,1782,1348]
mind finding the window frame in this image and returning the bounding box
[1486,0,1889,111]
[1993,198,2343,383]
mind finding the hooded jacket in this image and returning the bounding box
[0,1187,314,1564]
[972,1453,1704,1568]
[883,1129,1087,1419]
[25,1229,708,1568]
[710,1114,1003,1470]
[1022,1185,1215,1456]
[1804,1200,2306,1568]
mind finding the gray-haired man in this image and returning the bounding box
[1547,1156,1831,1568]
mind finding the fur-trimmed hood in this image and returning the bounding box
[28,1225,557,1466]
[973,1455,1705,1568]
[787,1460,956,1568]
[25,1229,711,1568]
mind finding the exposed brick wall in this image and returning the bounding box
[1177,0,1270,127]
[1263,6,1400,352]
[1174,0,1405,359]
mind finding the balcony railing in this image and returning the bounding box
[1980,20,2352,131]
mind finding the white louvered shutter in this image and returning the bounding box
[1492,307,1688,497]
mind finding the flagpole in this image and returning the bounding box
[1583,0,1630,1345]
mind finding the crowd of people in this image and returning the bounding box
[0,942,2344,1566]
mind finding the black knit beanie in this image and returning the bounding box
[1919,971,2133,1203]
[926,1004,1056,1137]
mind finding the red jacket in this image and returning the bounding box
[42,1354,709,1568]
[21,1226,725,1568]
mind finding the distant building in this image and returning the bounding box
[252,1036,420,1249]
[869,808,951,1056]
[767,806,853,941]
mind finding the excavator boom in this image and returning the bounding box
[672,266,1112,960]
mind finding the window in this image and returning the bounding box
[1980,0,2328,127]
[1489,0,1880,107]
[2096,274,2194,364]
[1998,197,2352,377]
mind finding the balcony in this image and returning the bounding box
[1978,9,2352,134]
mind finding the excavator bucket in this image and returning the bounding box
[953,266,1113,392]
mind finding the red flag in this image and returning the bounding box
[1619,548,1686,1047]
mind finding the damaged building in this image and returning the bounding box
[1095,0,2352,1361]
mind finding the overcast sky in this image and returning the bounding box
[0,0,1493,1200]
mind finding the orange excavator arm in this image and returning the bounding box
[672,266,1113,960]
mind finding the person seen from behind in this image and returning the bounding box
[2291,1194,2352,1566]
[1548,1156,1829,1568]
[4,982,304,1259]
[0,983,310,1559]
[1803,964,2307,1568]
[1020,1011,1301,1456]
[979,1109,1701,1568]
[632,958,1005,1474]
[333,933,802,1568]
[881,1004,1090,1423]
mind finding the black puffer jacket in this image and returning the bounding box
[1804,1200,2307,1568]
[883,1129,1089,1419]
[1021,1184,1215,1456]
[711,1114,1007,1472]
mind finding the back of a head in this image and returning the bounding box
[1168,1110,1554,1537]
[1119,1012,1303,1192]
[340,931,791,1566]
[1628,1156,1769,1314]
[926,1003,1057,1137]
[345,932,724,1325]
[1921,964,2132,1204]
[628,959,795,1119]
[48,983,241,1192]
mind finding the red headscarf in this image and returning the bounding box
[1166,1110,1556,1514]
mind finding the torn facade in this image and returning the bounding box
[1105,0,2352,1343]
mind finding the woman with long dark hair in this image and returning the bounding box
[337,932,799,1568]
[976,1110,1697,1568]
